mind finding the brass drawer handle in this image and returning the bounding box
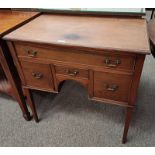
[25,50,37,57]
[103,83,119,92]
[104,58,121,67]
[66,69,79,77]
[32,72,43,79]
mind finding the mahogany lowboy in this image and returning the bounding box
[4,14,150,143]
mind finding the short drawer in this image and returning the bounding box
[14,42,135,71]
[56,74,88,89]
[20,61,54,91]
[94,71,133,103]
[55,65,88,79]
[54,65,89,89]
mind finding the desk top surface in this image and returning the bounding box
[0,10,40,37]
[4,14,150,54]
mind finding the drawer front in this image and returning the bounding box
[94,71,133,103]
[15,43,135,71]
[54,65,89,89]
[55,65,88,78]
[20,61,54,90]
[56,74,88,89]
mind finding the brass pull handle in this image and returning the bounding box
[26,50,37,57]
[104,58,121,67]
[66,69,79,77]
[32,72,43,79]
[103,83,118,92]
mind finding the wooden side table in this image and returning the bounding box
[4,14,150,143]
[0,10,40,120]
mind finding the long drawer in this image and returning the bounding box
[14,42,136,72]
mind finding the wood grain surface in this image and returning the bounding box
[4,14,150,54]
[0,10,40,37]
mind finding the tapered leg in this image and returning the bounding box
[14,88,31,121]
[122,107,134,144]
[24,89,39,123]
